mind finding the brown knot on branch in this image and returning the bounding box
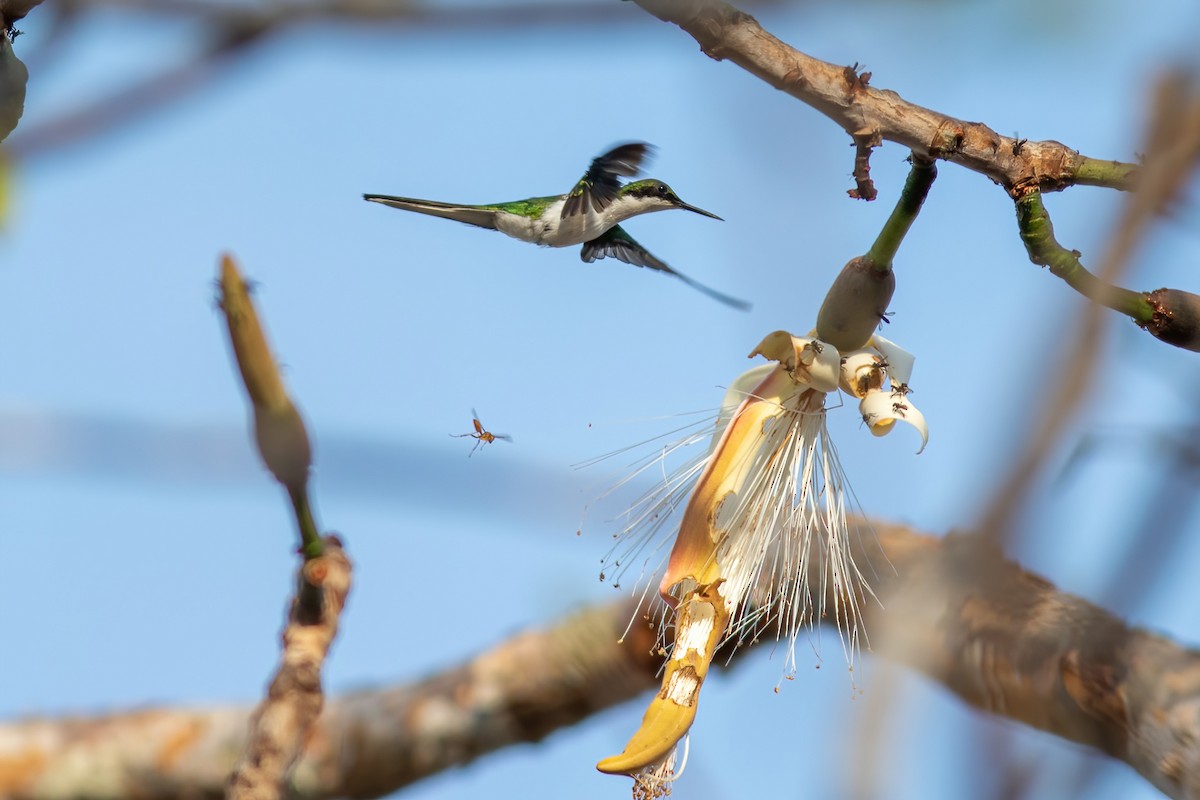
[227,535,352,800]
[848,127,882,201]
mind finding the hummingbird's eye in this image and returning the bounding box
[658,184,669,196]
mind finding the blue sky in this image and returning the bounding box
[3,1,1200,798]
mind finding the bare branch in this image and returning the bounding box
[631,0,1138,196]
[5,23,269,161]
[1,0,687,160]
[2,522,1197,799]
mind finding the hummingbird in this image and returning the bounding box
[363,142,750,310]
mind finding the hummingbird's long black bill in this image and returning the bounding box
[675,200,723,221]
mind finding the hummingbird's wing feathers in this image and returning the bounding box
[581,226,752,311]
[561,142,653,220]
[581,224,672,272]
[363,194,501,230]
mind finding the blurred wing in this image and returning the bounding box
[581,226,752,311]
[561,142,653,220]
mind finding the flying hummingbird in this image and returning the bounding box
[363,143,750,310]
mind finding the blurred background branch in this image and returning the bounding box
[3,0,778,160]
[2,521,1198,799]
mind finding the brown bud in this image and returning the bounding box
[1143,287,1200,352]
[815,256,895,351]
[218,253,313,492]
[254,403,313,494]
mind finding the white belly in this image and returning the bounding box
[493,197,614,248]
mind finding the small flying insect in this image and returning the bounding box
[452,409,512,457]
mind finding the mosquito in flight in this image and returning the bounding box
[452,409,513,457]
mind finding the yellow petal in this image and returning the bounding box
[661,366,795,597]
[597,581,729,776]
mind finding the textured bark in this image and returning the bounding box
[1,523,1197,799]
[227,536,352,800]
[632,0,1138,197]
[875,529,1200,799]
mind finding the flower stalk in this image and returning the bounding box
[864,155,937,272]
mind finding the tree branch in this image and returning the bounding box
[630,0,1200,361]
[2,522,1197,799]
[631,0,1138,196]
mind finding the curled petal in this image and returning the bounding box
[838,349,887,399]
[748,331,841,393]
[747,330,796,364]
[713,364,776,452]
[869,334,915,387]
[597,582,727,777]
[859,389,929,454]
[722,364,776,412]
[799,338,842,394]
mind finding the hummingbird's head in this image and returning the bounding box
[620,179,724,221]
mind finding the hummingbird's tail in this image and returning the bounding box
[363,194,500,230]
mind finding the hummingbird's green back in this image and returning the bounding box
[486,195,559,219]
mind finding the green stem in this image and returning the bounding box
[1072,156,1140,192]
[864,155,937,273]
[1015,192,1152,322]
[290,487,324,560]
[290,487,325,623]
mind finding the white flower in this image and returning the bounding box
[839,334,928,454]
[598,329,927,790]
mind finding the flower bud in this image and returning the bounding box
[815,256,896,351]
